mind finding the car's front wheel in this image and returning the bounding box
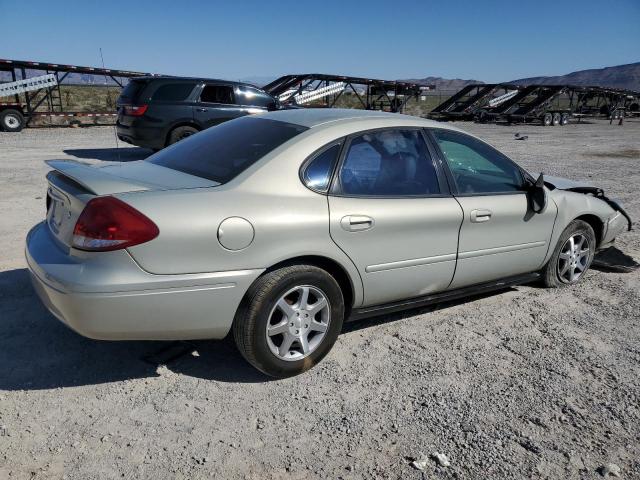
[233,265,344,377]
[542,220,596,287]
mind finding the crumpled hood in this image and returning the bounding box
[542,175,596,191]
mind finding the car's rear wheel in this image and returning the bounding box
[560,113,570,125]
[552,113,561,126]
[542,220,596,287]
[233,265,344,377]
[0,109,25,132]
[167,125,198,146]
[542,113,553,126]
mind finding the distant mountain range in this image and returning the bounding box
[509,62,640,91]
[405,62,640,92]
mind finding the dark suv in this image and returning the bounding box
[116,77,278,150]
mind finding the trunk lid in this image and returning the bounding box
[45,159,218,248]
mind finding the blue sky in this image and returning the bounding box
[1,0,638,82]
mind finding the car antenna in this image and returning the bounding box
[99,47,121,163]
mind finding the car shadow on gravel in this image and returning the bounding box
[63,147,153,162]
[592,246,640,273]
[168,338,272,383]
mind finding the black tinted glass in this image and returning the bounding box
[148,117,308,183]
[339,130,440,196]
[432,129,523,194]
[201,85,234,104]
[119,80,146,101]
[303,144,341,192]
[151,83,195,102]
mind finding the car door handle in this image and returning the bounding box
[340,215,374,232]
[470,209,492,223]
[196,107,208,112]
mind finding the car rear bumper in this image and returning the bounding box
[116,119,165,150]
[26,222,263,340]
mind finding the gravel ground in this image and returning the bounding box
[1,120,639,479]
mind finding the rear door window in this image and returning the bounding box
[200,85,235,104]
[337,129,441,196]
[148,117,308,183]
[151,83,196,102]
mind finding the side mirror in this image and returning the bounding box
[268,98,279,111]
[529,173,547,214]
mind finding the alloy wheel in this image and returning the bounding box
[266,285,330,361]
[557,233,590,283]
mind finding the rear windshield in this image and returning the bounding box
[119,79,147,102]
[148,117,308,183]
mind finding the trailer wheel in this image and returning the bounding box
[560,113,569,126]
[542,113,553,126]
[552,113,561,126]
[0,109,24,132]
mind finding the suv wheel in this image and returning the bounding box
[233,265,345,377]
[0,109,25,132]
[168,125,198,146]
[542,220,596,287]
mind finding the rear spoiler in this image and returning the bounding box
[45,159,219,195]
[45,160,155,195]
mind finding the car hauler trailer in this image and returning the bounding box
[429,82,640,126]
[263,74,434,113]
[428,83,520,121]
[0,58,152,132]
[478,84,571,125]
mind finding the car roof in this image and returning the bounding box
[258,108,452,129]
[130,76,260,88]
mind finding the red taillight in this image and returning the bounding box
[122,104,148,116]
[72,197,159,251]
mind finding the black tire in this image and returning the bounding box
[541,220,596,288]
[552,113,561,126]
[542,113,553,126]
[167,125,198,146]
[560,113,569,126]
[233,265,345,378]
[0,109,25,132]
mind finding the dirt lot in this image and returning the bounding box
[1,119,639,479]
